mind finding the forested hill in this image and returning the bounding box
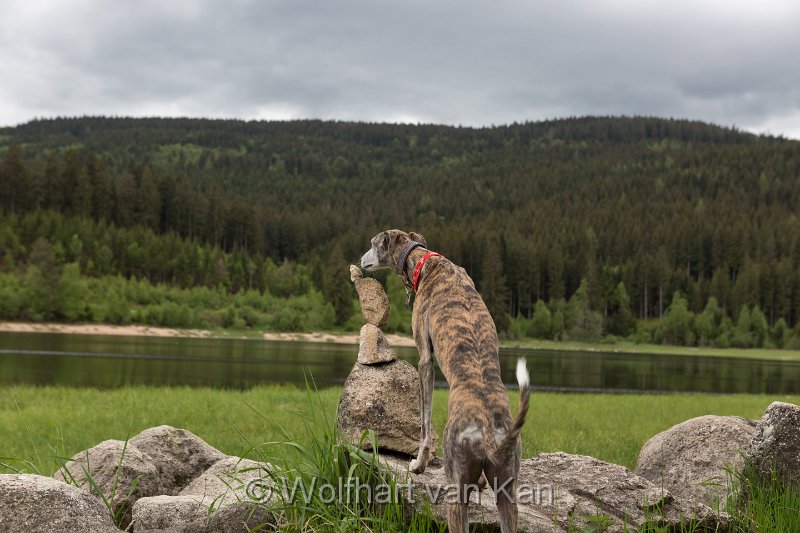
[1,116,800,344]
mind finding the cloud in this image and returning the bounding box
[1,0,798,138]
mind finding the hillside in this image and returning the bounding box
[1,116,799,345]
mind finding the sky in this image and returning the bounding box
[1,0,799,139]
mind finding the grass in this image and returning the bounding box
[502,337,800,361]
[726,464,800,533]
[2,384,799,531]
[2,385,797,475]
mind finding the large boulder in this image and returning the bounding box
[0,473,122,532]
[357,323,397,364]
[748,401,800,486]
[53,439,162,528]
[636,415,756,510]
[130,425,226,495]
[337,360,435,455]
[350,265,390,328]
[380,452,722,533]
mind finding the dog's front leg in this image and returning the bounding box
[410,337,434,474]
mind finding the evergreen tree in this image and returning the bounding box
[530,300,552,339]
[732,305,753,348]
[606,281,635,337]
[0,141,29,212]
[750,306,769,347]
[322,244,354,326]
[479,240,511,333]
[694,297,721,346]
[56,262,87,320]
[658,292,694,345]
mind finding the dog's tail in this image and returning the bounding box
[490,358,531,466]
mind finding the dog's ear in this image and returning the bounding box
[380,231,391,250]
[409,231,427,248]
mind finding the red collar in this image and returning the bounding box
[412,251,441,292]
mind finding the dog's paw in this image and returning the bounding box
[410,458,426,474]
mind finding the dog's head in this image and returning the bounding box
[360,229,426,272]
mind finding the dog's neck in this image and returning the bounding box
[402,246,429,277]
[399,246,442,293]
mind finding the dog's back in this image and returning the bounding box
[413,259,516,465]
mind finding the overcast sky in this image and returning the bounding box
[1,0,798,138]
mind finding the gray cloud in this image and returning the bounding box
[1,0,798,138]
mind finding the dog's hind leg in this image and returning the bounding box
[444,422,484,533]
[410,333,435,474]
[484,458,519,533]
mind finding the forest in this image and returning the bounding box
[1,116,799,348]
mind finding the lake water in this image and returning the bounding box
[1,332,798,394]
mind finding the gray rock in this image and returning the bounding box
[524,452,722,532]
[748,401,800,486]
[380,455,554,532]
[0,473,122,532]
[130,425,226,495]
[337,360,436,455]
[131,495,206,532]
[636,415,756,510]
[351,265,390,327]
[380,452,723,533]
[180,456,267,507]
[358,323,397,364]
[132,495,276,532]
[53,439,161,528]
[205,501,277,532]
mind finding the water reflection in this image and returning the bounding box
[0,332,797,393]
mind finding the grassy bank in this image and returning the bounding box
[502,337,800,361]
[2,385,796,475]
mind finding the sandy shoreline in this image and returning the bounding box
[0,322,417,347]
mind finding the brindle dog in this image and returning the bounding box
[360,229,530,533]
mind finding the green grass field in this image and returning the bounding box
[2,385,796,475]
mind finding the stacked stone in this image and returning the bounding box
[336,266,434,456]
[350,265,396,364]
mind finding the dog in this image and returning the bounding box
[360,229,530,533]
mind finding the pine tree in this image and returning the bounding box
[480,240,511,333]
[0,140,29,212]
[323,244,354,326]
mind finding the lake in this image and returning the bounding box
[1,332,798,394]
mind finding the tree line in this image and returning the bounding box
[1,116,800,347]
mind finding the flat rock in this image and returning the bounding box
[0,473,122,533]
[204,501,277,532]
[132,495,276,532]
[525,452,722,532]
[350,265,390,327]
[132,495,206,532]
[358,323,397,364]
[636,415,756,510]
[748,401,800,486]
[337,360,435,455]
[130,425,226,495]
[380,455,554,532]
[180,456,266,507]
[53,438,162,528]
[380,452,723,532]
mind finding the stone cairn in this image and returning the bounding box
[336,266,434,456]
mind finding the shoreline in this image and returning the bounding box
[0,321,417,347]
[2,322,798,360]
